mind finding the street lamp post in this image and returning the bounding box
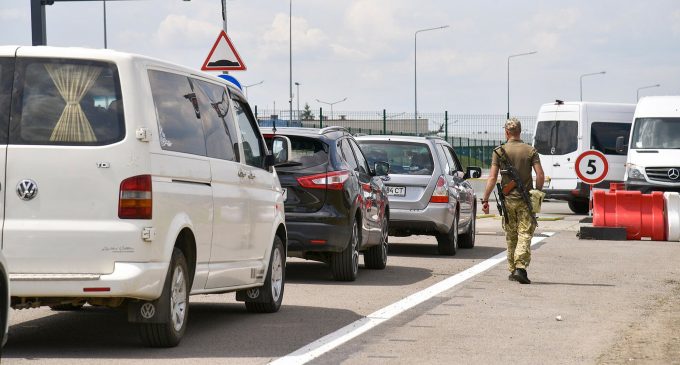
[316,98,347,121]
[295,82,301,122]
[289,0,293,124]
[415,25,449,135]
[507,51,537,120]
[579,71,606,101]
[637,83,661,101]
[243,80,264,99]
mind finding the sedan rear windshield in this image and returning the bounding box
[264,135,329,169]
[358,141,434,175]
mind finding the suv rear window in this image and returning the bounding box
[264,135,328,169]
[11,58,125,145]
[358,141,434,175]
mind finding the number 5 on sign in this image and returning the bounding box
[575,150,609,185]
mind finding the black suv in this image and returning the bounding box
[263,127,390,281]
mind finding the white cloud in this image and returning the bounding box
[154,15,221,48]
[330,43,370,60]
[0,8,27,21]
[673,11,680,36]
[261,13,328,56]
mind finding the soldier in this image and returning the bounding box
[481,118,545,284]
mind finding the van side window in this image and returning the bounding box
[590,122,631,155]
[232,99,265,168]
[148,70,207,156]
[0,58,13,144]
[11,58,125,146]
[194,80,237,161]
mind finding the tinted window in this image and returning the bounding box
[348,139,370,175]
[148,70,207,156]
[339,139,359,171]
[590,122,631,155]
[439,145,461,175]
[233,99,264,168]
[194,80,237,161]
[0,58,14,144]
[358,141,433,175]
[264,135,328,169]
[631,118,680,149]
[533,120,578,155]
[12,58,124,145]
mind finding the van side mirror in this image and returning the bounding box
[267,135,292,168]
[374,161,390,176]
[464,166,482,179]
[615,136,627,154]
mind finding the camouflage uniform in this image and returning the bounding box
[492,134,541,273]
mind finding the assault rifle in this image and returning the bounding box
[493,146,538,227]
[494,183,508,225]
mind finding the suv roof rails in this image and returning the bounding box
[319,126,349,135]
[425,136,444,140]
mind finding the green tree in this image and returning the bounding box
[301,103,315,120]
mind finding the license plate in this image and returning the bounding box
[386,186,406,197]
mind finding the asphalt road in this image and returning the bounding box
[3,202,680,364]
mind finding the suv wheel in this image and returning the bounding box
[364,215,388,270]
[458,205,476,249]
[568,199,589,214]
[245,236,285,313]
[139,248,189,348]
[436,212,459,256]
[331,219,360,281]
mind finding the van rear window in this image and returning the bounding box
[533,120,578,155]
[0,58,14,144]
[11,58,125,146]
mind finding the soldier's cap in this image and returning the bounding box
[504,118,521,133]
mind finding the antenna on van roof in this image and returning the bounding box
[555,99,564,105]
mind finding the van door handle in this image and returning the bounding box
[238,170,247,178]
[553,163,561,167]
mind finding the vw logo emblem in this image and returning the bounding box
[246,288,260,300]
[668,168,680,180]
[140,303,156,319]
[16,179,38,201]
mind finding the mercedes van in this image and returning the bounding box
[0,46,290,347]
[533,101,635,213]
[622,96,680,193]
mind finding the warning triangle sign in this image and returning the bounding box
[201,31,247,71]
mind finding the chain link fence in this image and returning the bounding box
[255,106,534,169]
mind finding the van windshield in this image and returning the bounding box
[533,120,578,155]
[631,118,680,149]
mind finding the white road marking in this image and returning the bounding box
[269,232,555,365]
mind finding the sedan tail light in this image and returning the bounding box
[119,175,152,219]
[430,175,449,203]
[297,170,350,190]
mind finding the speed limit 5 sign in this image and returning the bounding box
[575,150,609,185]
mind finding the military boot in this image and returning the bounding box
[512,268,531,284]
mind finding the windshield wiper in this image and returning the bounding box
[275,161,303,167]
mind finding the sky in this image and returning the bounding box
[1,0,679,116]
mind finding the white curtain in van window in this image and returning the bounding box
[44,64,102,142]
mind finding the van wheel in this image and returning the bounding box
[331,219,360,281]
[568,199,589,214]
[364,215,388,269]
[139,248,189,348]
[245,236,285,313]
[436,212,459,256]
[458,206,476,249]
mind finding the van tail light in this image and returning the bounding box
[297,170,350,190]
[119,175,152,219]
[430,175,449,203]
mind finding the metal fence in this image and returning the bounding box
[255,107,535,168]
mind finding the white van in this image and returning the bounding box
[0,46,290,347]
[533,101,635,213]
[622,96,680,193]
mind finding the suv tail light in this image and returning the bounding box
[297,170,350,190]
[119,175,152,219]
[430,175,449,203]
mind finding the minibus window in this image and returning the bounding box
[631,118,680,149]
[533,120,577,155]
[11,58,125,145]
[591,122,631,155]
